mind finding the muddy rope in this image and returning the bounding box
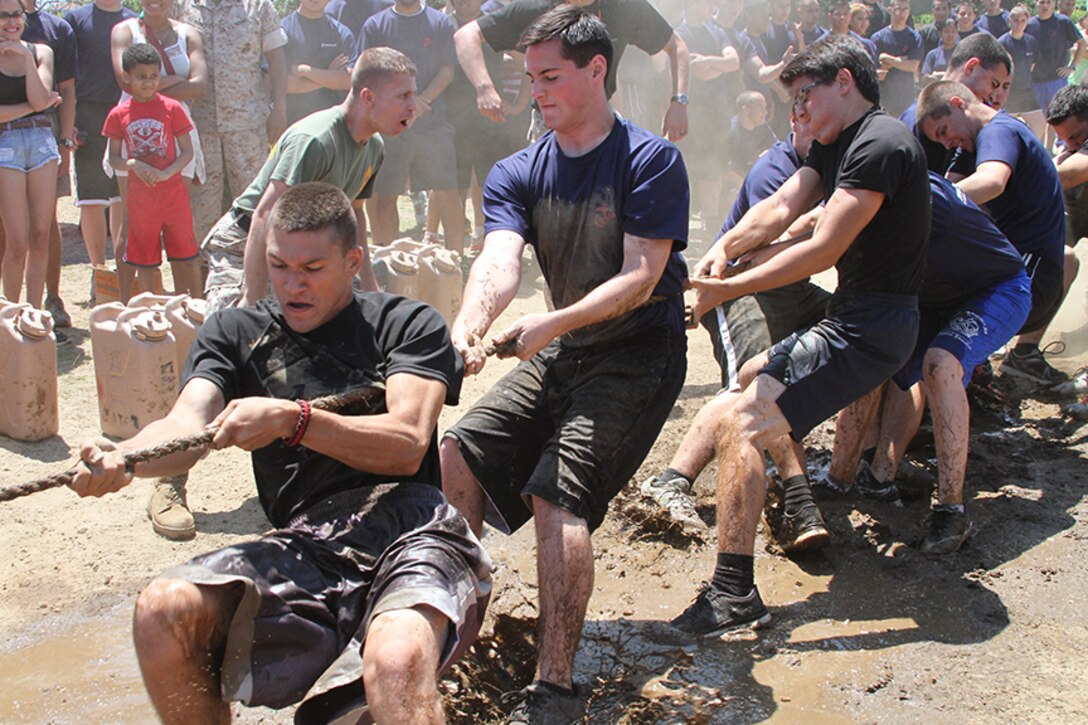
[0,385,386,503]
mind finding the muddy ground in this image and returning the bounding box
[1,207,1087,724]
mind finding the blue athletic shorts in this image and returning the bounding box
[893,270,1032,389]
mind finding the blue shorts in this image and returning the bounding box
[0,123,59,172]
[893,271,1032,390]
[1032,79,1069,114]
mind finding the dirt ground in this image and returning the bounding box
[1,203,1087,724]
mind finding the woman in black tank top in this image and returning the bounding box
[0,0,60,310]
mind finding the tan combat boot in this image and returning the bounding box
[147,474,196,540]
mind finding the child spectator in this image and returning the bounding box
[725,91,777,192]
[102,43,198,300]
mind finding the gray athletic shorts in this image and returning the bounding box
[760,291,919,441]
[161,483,492,724]
[446,332,687,533]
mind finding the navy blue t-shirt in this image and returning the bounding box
[282,11,356,125]
[721,136,802,234]
[871,26,924,116]
[325,0,392,39]
[64,4,135,103]
[922,44,956,75]
[967,111,1065,267]
[998,33,1038,91]
[24,9,77,86]
[801,24,827,47]
[484,117,690,347]
[363,6,456,132]
[762,22,796,63]
[726,116,777,178]
[922,172,1025,308]
[1026,14,1082,82]
[819,30,879,65]
[976,11,1010,39]
[675,20,742,121]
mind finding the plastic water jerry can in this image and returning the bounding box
[0,300,58,441]
[90,303,178,439]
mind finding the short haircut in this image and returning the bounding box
[916,79,975,123]
[1047,84,1088,124]
[517,5,613,71]
[956,1,976,12]
[122,43,161,73]
[1009,3,1030,19]
[269,182,357,253]
[738,90,766,108]
[780,35,881,106]
[849,3,870,18]
[351,47,417,95]
[948,30,1012,73]
[938,17,957,29]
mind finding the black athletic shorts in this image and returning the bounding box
[755,279,833,345]
[700,295,772,391]
[446,331,687,533]
[1020,254,1065,334]
[760,291,919,441]
[73,100,119,204]
[162,483,492,723]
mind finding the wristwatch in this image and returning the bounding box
[670,94,689,105]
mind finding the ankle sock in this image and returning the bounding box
[660,467,693,488]
[860,447,876,465]
[711,552,753,597]
[1014,342,1038,356]
[934,503,965,514]
[535,680,575,697]
[781,475,815,515]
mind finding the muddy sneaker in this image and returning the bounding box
[44,295,71,328]
[1001,347,1069,385]
[777,502,830,553]
[147,475,196,540]
[1052,368,1088,399]
[812,475,853,500]
[640,474,703,530]
[670,583,771,637]
[502,682,584,725]
[919,507,975,555]
[855,466,901,505]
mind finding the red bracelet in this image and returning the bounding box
[283,399,311,447]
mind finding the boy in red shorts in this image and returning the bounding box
[103,42,198,301]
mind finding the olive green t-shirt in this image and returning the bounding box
[234,106,384,214]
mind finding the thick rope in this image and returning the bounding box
[0,385,386,504]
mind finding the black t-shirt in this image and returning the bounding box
[804,107,930,295]
[183,292,463,528]
[477,0,673,97]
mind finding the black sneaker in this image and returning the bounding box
[670,583,771,637]
[502,682,585,725]
[855,466,902,505]
[1002,347,1070,385]
[777,502,830,552]
[811,475,853,500]
[919,507,976,555]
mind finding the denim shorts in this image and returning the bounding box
[0,123,60,172]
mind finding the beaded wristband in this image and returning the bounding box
[283,399,311,447]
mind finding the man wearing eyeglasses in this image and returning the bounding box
[671,35,929,637]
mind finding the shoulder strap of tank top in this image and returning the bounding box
[139,18,177,76]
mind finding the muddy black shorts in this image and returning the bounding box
[1020,254,1064,335]
[446,331,687,533]
[161,483,492,724]
[759,291,919,441]
[755,279,833,345]
[700,295,772,391]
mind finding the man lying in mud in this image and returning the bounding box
[675,35,930,637]
[440,7,689,722]
[69,182,492,724]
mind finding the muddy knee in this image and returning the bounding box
[133,578,232,668]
